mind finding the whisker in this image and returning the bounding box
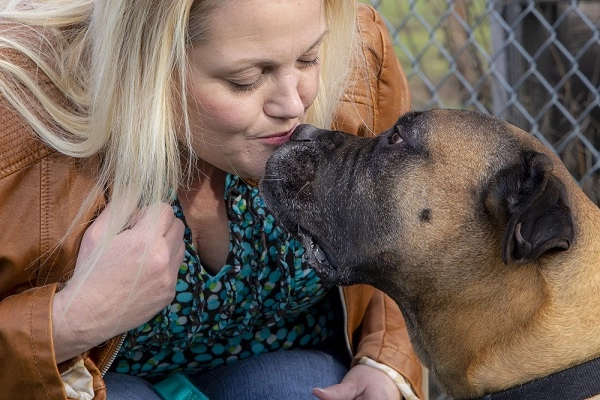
[261,175,284,181]
[294,181,310,201]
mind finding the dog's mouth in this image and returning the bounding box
[295,227,339,283]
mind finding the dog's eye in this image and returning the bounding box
[389,132,404,145]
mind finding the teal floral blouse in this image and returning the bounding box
[110,174,342,379]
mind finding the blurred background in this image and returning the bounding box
[361,1,600,398]
[363,0,600,206]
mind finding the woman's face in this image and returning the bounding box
[185,0,327,179]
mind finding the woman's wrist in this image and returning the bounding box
[51,289,98,363]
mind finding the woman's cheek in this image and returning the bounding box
[301,68,321,107]
[190,89,257,135]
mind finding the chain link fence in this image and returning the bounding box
[365,2,599,398]
[367,0,600,205]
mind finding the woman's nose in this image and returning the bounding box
[263,72,305,120]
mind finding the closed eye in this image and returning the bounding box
[229,78,263,93]
[297,56,320,68]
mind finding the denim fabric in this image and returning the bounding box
[104,372,162,400]
[190,347,350,400]
[105,346,349,400]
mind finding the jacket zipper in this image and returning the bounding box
[100,333,126,376]
[338,287,353,359]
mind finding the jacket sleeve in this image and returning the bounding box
[0,114,68,398]
[343,286,423,398]
[0,149,104,400]
[333,4,423,398]
[0,45,105,399]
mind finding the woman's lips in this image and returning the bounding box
[258,125,297,146]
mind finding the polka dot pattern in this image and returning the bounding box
[110,174,342,379]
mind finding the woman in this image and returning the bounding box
[0,0,422,399]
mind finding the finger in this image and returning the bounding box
[163,213,185,242]
[313,384,357,400]
[167,220,186,263]
[312,388,330,400]
[89,202,112,229]
[132,203,175,235]
[83,203,115,243]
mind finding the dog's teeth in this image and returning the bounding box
[314,245,329,264]
[315,248,325,261]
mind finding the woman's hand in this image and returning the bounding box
[313,364,401,400]
[52,202,185,363]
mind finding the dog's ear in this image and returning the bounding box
[484,151,574,265]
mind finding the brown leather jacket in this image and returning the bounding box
[0,4,422,399]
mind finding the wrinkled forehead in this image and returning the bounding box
[385,110,536,209]
[418,110,526,171]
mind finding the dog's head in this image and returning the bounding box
[260,108,600,398]
[261,109,574,296]
[260,109,580,396]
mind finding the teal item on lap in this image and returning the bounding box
[153,373,209,400]
[111,174,342,379]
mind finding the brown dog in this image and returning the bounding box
[260,109,600,399]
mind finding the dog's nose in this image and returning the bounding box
[290,124,318,142]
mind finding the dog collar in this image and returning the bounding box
[474,356,600,400]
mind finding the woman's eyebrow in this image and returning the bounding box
[222,29,330,75]
[307,29,330,51]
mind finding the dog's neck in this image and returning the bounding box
[395,265,546,398]
[395,197,600,399]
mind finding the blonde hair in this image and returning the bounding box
[0,0,361,287]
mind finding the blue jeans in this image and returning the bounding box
[104,347,349,400]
